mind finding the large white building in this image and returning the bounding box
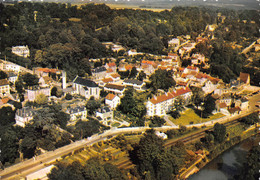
[105,93,120,109]
[15,107,34,127]
[66,106,87,123]
[73,76,100,99]
[12,45,30,58]
[146,87,192,117]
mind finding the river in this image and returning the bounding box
[188,135,259,180]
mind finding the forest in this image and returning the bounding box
[0,2,259,81]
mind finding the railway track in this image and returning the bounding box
[164,119,241,148]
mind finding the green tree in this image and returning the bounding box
[213,123,226,143]
[35,93,48,105]
[86,96,101,115]
[0,106,15,126]
[129,67,138,79]
[240,113,259,126]
[22,73,39,87]
[137,70,146,81]
[0,70,7,79]
[149,116,166,127]
[149,69,176,91]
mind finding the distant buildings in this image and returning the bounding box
[12,45,30,58]
[122,79,145,91]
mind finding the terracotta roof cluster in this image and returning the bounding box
[149,87,191,105]
[105,93,116,100]
[168,53,178,57]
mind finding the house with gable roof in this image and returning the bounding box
[73,76,100,99]
[105,93,120,109]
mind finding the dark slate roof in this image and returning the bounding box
[67,106,86,114]
[92,66,107,73]
[96,106,111,114]
[123,79,143,86]
[73,76,98,87]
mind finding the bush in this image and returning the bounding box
[65,93,73,100]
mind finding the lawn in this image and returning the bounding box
[169,109,225,126]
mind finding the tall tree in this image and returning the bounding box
[149,69,176,91]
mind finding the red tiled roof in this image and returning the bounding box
[107,68,114,73]
[219,102,227,108]
[105,93,116,100]
[125,64,133,71]
[107,62,116,67]
[102,78,113,83]
[187,66,197,70]
[228,107,241,114]
[142,60,155,65]
[149,87,191,105]
[111,73,120,78]
[1,97,9,104]
[168,53,178,57]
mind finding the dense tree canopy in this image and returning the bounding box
[149,69,176,91]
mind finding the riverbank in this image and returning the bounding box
[182,125,259,180]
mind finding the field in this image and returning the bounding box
[169,109,225,126]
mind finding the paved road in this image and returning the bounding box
[1,94,259,180]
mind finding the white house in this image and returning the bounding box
[66,106,87,123]
[92,66,107,80]
[123,79,145,90]
[73,76,100,99]
[96,106,113,126]
[7,72,18,84]
[146,87,192,117]
[0,79,10,96]
[105,93,120,109]
[168,38,180,49]
[104,83,125,97]
[12,45,30,58]
[15,107,34,127]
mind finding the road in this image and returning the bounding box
[0,94,259,180]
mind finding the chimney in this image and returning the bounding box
[62,71,67,89]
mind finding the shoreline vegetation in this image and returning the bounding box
[183,125,259,179]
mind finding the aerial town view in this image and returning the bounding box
[0,0,259,179]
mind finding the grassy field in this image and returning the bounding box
[169,109,225,126]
